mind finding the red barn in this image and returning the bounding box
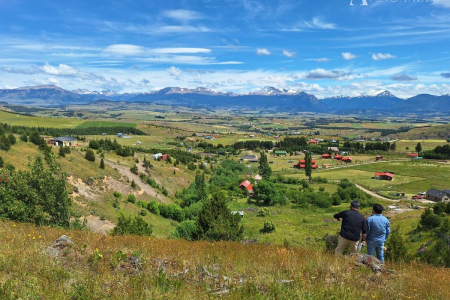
[408,153,418,158]
[374,172,394,181]
[309,140,319,145]
[161,154,170,160]
[334,155,343,160]
[321,154,331,159]
[239,180,253,193]
[342,157,352,163]
[376,155,383,161]
[294,159,317,169]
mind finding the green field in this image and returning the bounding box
[75,121,137,129]
[0,110,83,128]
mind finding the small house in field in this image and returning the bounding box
[408,153,419,158]
[151,153,163,160]
[426,188,450,202]
[239,180,253,193]
[231,210,244,219]
[334,155,343,160]
[342,157,352,163]
[321,153,331,159]
[241,154,258,162]
[275,151,287,156]
[376,155,383,161]
[161,154,170,160]
[328,147,339,152]
[322,163,332,169]
[254,174,262,183]
[309,140,319,145]
[294,159,317,169]
[374,172,394,181]
[52,136,78,147]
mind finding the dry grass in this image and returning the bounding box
[0,220,449,299]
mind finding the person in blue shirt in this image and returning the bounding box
[366,204,390,263]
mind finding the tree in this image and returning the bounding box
[304,151,312,182]
[85,149,95,162]
[59,146,65,157]
[258,151,272,180]
[196,191,244,241]
[8,134,16,145]
[100,158,105,169]
[112,214,152,236]
[390,142,396,152]
[385,227,411,262]
[416,142,422,154]
[0,156,4,168]
[195,172,206,200]
[20,134,28,143]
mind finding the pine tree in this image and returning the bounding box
[100,158,105,169]
[304,151,312,182]
[195,172,206,200]
[385,227,410,262]
[85,149,95,162]
[416,142,422,154]
[259,151,272,180]
[0,155,4,168]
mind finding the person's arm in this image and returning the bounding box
[361,218,368,244]
[385,219,391,240]
[334,211,345,221]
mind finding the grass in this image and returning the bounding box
[1,219,450,299]
[0,110,83,128]
[75,121,137,129]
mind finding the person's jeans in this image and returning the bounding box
[367,240,385,263]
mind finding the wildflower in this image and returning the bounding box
[13,224,16,227]
[32,237,35,240]
[39,235,42,239]
[28,234,31,237]
[414,289,417,292]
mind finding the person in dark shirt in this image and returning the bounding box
[334,200,367,255]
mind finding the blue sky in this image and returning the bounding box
[1,0,450,98]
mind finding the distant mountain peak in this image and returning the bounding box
[358,90,396,98]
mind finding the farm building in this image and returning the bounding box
[239,180,254,194]
[334,155,343,160]
[342,157,352,163]
[160,154,170,160]
[50,136,78,147]
[426,188,450,202]
[322,163,332,169]
[308,140,319,145]
[294,159,318,169]
[321,154,331,159]
[275,151,287,156]
[376,155,383,161]
[231,210,244,219]
[241,154,258,161]
[374,172,394,181]
[151,153,163,160]
[408,153,419,158]
[327,147,339,152]
[254,174,262,183]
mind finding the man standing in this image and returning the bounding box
[334,200,367,255]
[366,204,390,263]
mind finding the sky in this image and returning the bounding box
[1,0,450,98]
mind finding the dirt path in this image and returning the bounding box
[103,158,170,203]
[354,184,400,203]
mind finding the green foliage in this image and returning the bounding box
[139,209,147,216]
[85,149,95,162]
[162,188,168,196]
[187,162,196,170]
[100,158,105,169]
[159,203,185,222]
[130,165,138,175]
[113,191,122,198]
[257,207,270,217]
[419,208,441,230]
[127,194,136,204]
[20,133,28,143]
[385,227,411,263]
[0,134,11,151]
[111,214,152,236]
[260,220,276,233]
[59,146,65,157]
[0,156,3,168]
[304,151,312,181]
[196,191,244,241]
[258,151,272,180]
[253,180,287,206]
[415,142,422,154]
[169,220,198,241]
[131,180,137,189]
[146,201,160,215]
[0,156,71,227]
[7,134,16,146]
[332,179,374,208]
[183,201,203,220]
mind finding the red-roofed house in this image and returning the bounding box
[322,153,331,159]
[294,159,317,169]
[161,154,170,160]
[309,140,319,145]
[342,157,352,163]
[334,155,343,160]
[239,180,254,193]
[374,172,394,181]
[376,155,383,161]
[408,153,419,158]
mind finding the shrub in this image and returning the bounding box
[113,191,122,198]
[20,134,28,143]
[162,188,169,196]
[257,207,270,217]
[127,194,136,204]
[130,165,138,175]
[100,158,105,169]
[139,209,147,216]
[419,208,441,230]
[147,201,160,215]
[169,220,198,241]
[111,214,152,236]
[159,203,185,222]
[131,180,137,189]
[260,220,276,233]
[85,149,95,162]
[385,227,411,263]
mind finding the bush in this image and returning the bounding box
[113,191,122,198]
[419,208,441,230]
[111,214,152,236]
[139,209,147,216]
[162,188,168,196]
[85,149,95,162]
[159,203,185,222]
[130,165,138,175]
[260,220,276,233]
[127,194,136,204]
[385,227,411,263]
[169,220,198,241]
[131,180,137,189]
[257,207,270,217]
[147,201,160,215]
[20,134,28,143]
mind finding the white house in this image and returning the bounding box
[151,153,163,160]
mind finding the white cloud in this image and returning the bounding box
[282,50,297,58]
[391,73,418,81]
[162,9,203,21]
[39,63,78,76]
[303,17,336,29]
[315,58,330,62]
[157,25,211,33]
[342,52,358,60]
[304,69,353,80]
[152,48,211,54]
[48,78,61,85]
[104,44,144,56]
[372,53,396,61]
[257,48,271,55]
[167,66,182,79]
[432,0,450,8]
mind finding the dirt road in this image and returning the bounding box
[103,158,170,203]
[354,184,400,203]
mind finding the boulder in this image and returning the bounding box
[350,253,384,273]
[45,235,73,258]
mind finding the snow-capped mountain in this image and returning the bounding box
[356,90,396,98]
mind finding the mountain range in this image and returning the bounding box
[1,85,450,115]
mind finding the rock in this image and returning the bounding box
[350,253,384,273]
[45,235,74,258]
[119,256,143,275]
